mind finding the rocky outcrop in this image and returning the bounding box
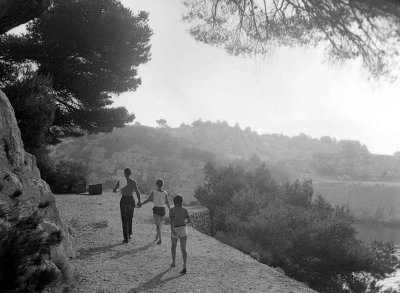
[0,90,75,279]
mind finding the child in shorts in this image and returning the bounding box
[140,178,170,245]
[169,194,191,274]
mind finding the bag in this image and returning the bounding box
[153,206,166,217]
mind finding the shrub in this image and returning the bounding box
[195,162,400,293]
[215,231,273,264]
[0,211,62,292]
[41,159,87,194]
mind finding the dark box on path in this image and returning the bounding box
[88,184,102,195]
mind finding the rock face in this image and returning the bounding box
[0,90,75,277]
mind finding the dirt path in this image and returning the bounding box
[56,192,315,293]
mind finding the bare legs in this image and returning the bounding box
[171,236,187,273]
[180,236,187,270]
[171,236,178,267]
[153,214,162,244]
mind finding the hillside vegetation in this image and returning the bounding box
[194,162,399,293]
[50,121,400,215]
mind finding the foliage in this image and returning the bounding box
[0,211,62,293]
[311,140,400,181]
[0,0,152,143]
[156,119,168,128]
[50,121,400,204]
[194,162,400,293]
[42,159,87,194]
[0,0,51,35]
[182,0,400,79]
[4,72,56,157]
[49,125,214,198]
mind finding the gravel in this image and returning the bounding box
[55,192,316,293]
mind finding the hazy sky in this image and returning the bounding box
[13,0,400,155]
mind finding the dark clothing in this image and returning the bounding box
[153,206,166,217]
[119,177,137,240]
[120,196,135,240]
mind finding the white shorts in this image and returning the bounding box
[172,226,188,238]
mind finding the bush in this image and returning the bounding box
[0,211,62,292]
[195,162,400,293]
[215,231,273,264]
[41,159,87,194]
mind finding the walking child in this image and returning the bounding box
[169,194,191,274]
[140,178,170,245]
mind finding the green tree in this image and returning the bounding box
[0,0,152,142]
[183,0,400,79]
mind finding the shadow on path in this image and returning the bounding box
[77,242,123,259]
[110,242,156,260]
[127,268,184,293]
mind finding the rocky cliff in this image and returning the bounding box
[0,90,75,280]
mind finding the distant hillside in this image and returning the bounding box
[49,120,400,202]
[166,120,400,181]
[50,125,210,201]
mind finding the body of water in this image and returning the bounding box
[354,222,400,244]
[354,222,400,290]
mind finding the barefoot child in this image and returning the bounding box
[140,178,170,245]
[169,194,191,274]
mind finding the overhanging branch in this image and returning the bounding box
[0,0,51,35]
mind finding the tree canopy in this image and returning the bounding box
[0,0,152,141]
[183,0,400,79]
[0,0,51,34]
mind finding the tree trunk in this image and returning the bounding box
[0,0,51,35]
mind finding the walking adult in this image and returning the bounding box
[113,168,141,243]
